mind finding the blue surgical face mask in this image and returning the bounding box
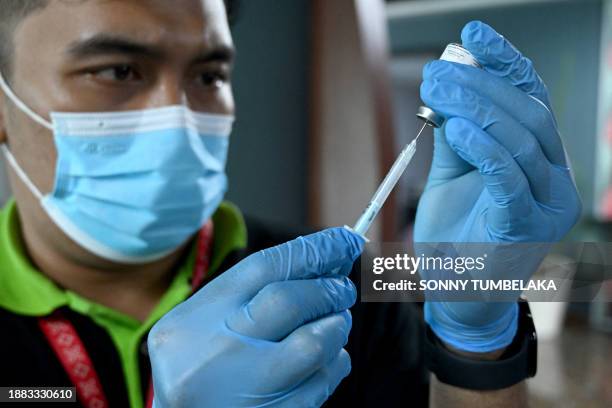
[0,73,234,264]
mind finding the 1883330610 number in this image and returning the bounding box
[0,387,76,403]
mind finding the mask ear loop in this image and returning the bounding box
[0,144,43,200]
[0,72,48,200]
[0,72,53,130]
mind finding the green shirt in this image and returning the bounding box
[0,198,247,408]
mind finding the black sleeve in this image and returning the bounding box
[323,262,429,407]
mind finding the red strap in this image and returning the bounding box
[39,223,215,408]
[191,219,214,292]
[38,313,110,408]
[145,377,154,408]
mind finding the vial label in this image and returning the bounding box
[440,43,481,68]
[416,43,482,128]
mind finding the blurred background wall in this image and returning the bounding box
[225,0,311,227]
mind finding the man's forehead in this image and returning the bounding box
[21,0,232,50]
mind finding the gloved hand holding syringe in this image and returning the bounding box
[349,43,481,239]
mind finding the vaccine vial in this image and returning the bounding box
[416,43,481,128]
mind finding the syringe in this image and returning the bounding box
[350,122,428,238]
[348,42,483,239]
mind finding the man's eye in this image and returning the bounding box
[199,71,227,89]
[92,65,140,82]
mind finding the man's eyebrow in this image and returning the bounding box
[66,34,235,64]
[66,35,165,58]
[193,46,235,64]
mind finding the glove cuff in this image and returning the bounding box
[424,302,519,353]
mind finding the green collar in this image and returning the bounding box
[0,199,65,316]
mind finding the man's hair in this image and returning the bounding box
[0,0,237,79]
[0,0,48,76]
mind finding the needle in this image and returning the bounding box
[414,122,428,143]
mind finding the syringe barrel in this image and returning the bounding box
[352,141,417,236]
[370,141,416,206]
[353,201,382,237]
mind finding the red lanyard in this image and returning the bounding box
[37,221,214,408]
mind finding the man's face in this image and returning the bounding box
[0,0,234,265]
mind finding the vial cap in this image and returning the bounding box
[416,106,444,128]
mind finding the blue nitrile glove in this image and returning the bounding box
[147,227,364,408]
[414,21,581,353]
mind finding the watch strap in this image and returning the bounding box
[424,300,537,390]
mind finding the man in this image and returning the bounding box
[0,0,581,407]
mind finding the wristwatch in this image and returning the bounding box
[424,300,537,390]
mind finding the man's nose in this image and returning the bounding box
[144,75,187,108]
